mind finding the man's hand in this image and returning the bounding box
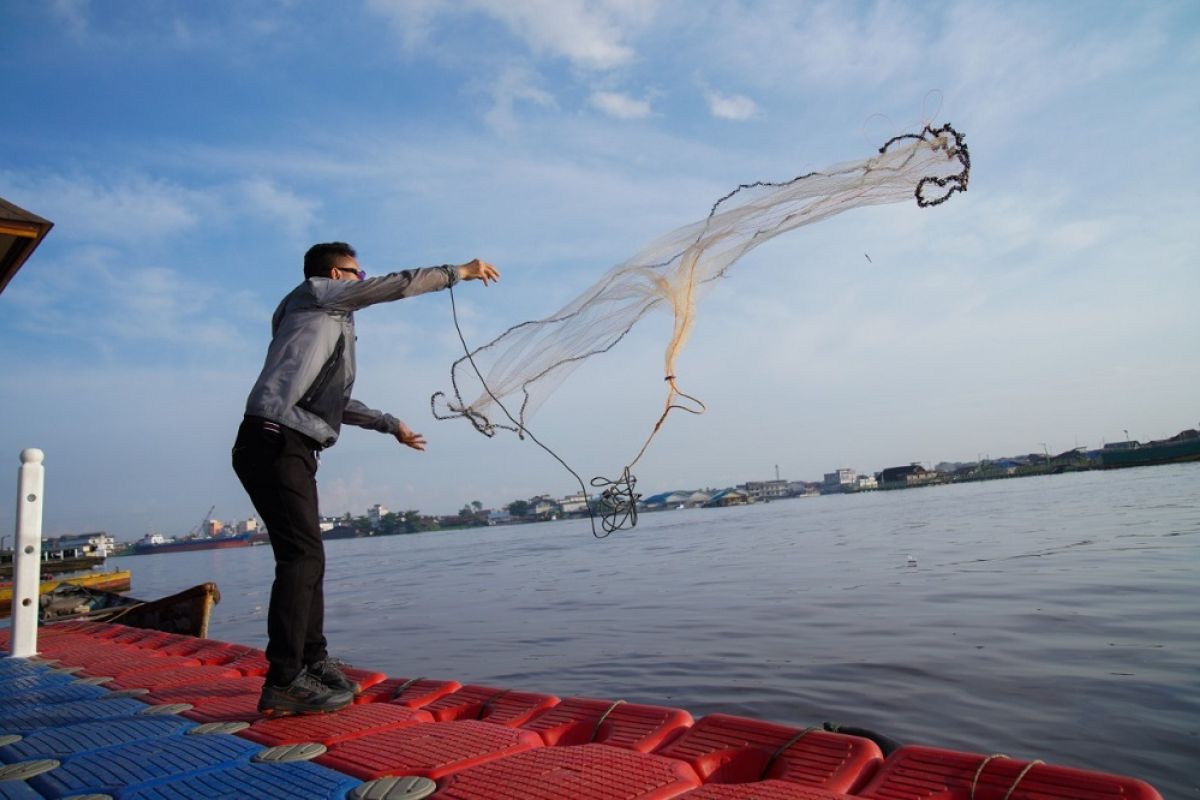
[458,258,499,286]
[395,421,426,451]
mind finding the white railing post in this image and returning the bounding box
[10,448,45,657]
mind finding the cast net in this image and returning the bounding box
[433,123,970,533]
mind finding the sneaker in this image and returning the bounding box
[258,669,353,717]
[307,658,361,694]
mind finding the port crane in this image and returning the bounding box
[192,505,216,537]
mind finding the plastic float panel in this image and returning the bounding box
[0,673,78,697]
[107,629,182,650]
[336,664,388,692]
[317,719,543,780]
[421,684,559,725]
[655,714,882,793]
[679,783,853,799]
[185,645,260,666]
[155,636,223,656]
[436,743,704,800]
[856,745,1164,800]
[121,759,362,800]
[26,731,264,797]
[78,654,202,677]
[178,692,264,724]
[219,651,271,676]
[0,716,195,763]
[357,676,460,708]
[145,675,265,705]
[521,697,693,751]
[0,777,44,800]
[240,701,433,747]
[0,659,63,679]
[0,681,109,709]
[45,620,112,636]
[0,697,150,734]
[158,640,261,666]
[108,664,244,690]
[0,671,78,695]
[30,638,130,661]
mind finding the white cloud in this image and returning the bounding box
[706,89,759,121]
[481,65,557,132]
[0,173,203,244]
[49,0,90,39]
[364,0,446,50]
[590,90,652,119]
[475,0,641,69]
[707,2,926,91]
[1,170,320,247]
[368,0,656,70]
[4,247,256,353]
[237,178,318,239]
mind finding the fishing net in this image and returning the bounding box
[433,123,970,532]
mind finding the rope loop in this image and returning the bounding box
[591,468,640,535]
[590,699,626,743]
[970,754,1045,800]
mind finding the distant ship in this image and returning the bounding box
[1100,430,1200,469]
[129,531,258,556]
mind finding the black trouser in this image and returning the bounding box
[232,416,328,685]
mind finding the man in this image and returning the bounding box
[233,242,499,716]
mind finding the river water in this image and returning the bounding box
[77,465,1200,796]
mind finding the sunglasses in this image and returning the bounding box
[336,266,366,280]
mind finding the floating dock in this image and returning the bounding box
[0,621,1162,799]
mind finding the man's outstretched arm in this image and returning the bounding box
[342,401,426,451]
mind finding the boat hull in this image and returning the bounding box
[39,581,220,638]
[0,569,131,614]
[1100,438,1200,468]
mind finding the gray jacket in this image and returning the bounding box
[244,266,459,448]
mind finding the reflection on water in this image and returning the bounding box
[121,465,1200,796]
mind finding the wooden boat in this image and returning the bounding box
[0,553,106,578]
[0,568,131,615]
[37,581,221,638]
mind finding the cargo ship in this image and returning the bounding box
[127,531,258,556]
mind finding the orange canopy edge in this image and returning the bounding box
[0,196,54,294]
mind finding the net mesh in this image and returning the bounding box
[433,123,970,473]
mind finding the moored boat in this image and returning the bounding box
[1100,431,1200,468]
[0,569,131,615]
[37,581,221,637]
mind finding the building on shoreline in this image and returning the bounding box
[879,464,938,490]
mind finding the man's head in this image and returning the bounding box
[303,242,362,280]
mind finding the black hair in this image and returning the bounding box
[303,242,356,279]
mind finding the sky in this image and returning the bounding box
[1,0,1197,540]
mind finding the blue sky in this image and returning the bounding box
[2,1,1197,540]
